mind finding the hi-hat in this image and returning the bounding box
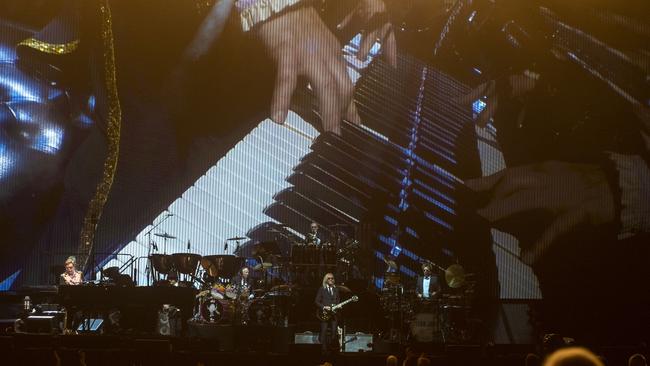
[226,236,246,241]
[154,233,176,239]
[445,264,466,288]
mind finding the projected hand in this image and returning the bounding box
[466,161,615,265]
[338,0,397,67]
[254,6,360,135]
[453,80,498,127]
[454,72,537,127]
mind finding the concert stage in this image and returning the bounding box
[0,332,533,366]
[1,332,646,366]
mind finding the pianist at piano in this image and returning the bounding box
[59,257,83,286]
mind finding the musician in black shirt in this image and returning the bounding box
[314,272,340,353]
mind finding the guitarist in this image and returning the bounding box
[314,273,340,354]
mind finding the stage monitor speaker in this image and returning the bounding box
[343,332,373,352]
[77,319,104,333]
[25,315,62,334]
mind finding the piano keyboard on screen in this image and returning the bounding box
[101,34,540,299]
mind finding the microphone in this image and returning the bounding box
[224,241,228,251]
[167,212,174,216]
[187,240,191,250]
[151,242,159,251]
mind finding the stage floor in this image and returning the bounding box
[1,333,644,366]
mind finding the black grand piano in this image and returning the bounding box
[59,285,196,334]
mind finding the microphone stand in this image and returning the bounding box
[143,213,173,286]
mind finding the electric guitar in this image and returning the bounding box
[317,295,358,321]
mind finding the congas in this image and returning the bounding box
[200,298,234,324]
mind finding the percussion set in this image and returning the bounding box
[147,234,297,326]
[379,261,476,344]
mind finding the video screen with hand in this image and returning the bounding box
[1,0,648,343]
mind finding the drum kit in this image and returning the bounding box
[147,233,299,326]
[379,261,476,344]
[290,230,360,285]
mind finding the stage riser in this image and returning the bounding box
[187,323,293,353]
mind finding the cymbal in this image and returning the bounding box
[154,232,176,239]
[383,258,398,270]
[270,284,293,292]
[327,223,352,228]
[226,236,246,241]
[253,262,273,270]
[336,285,351,293]
[445,264,466,288]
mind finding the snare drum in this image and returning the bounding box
[225,284,238,300]
[209,284,226,300]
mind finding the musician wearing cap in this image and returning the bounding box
[416,263,439,300]
[60,257,83,286]
[315,273,340,353]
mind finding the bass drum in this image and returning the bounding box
[200,298,234,324]
[409,311,441,343]
[247,299,271,325]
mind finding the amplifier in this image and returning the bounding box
[25,313,64,334]
[294,331,319,344]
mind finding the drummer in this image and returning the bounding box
[231,267,254,300]
[416,263,440,300]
